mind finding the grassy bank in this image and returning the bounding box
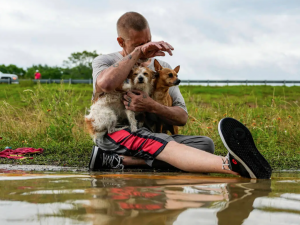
[0,82,299,169]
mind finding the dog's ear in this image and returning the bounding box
[154,59,162,71]
[173,65,180,74]
[132,64,139,69]
[127,69,134,79]
[152,71,159,79]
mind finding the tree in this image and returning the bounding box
[62,50,100,79]
[63,50,99,68]
[1,50,100,79]
[0,64,26,76]
[26,65,64,79]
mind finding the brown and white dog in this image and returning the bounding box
[152,59,181,134]
[85,66,154,144]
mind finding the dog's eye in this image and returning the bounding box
[143,72,148,76]
[133,73,138,76]
[168,73,173,78]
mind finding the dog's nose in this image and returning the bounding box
[138,77,144,83]
[174,79,181,85]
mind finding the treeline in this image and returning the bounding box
[0,50,99,79]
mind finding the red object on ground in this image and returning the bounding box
[34,72,41,79]
[0,147,44,159]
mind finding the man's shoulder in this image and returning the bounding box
[149,58,172,71]
[169,85,180,94]
[154,58,172,69]
[92,52,122,65]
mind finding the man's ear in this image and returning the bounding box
[154,59,162,71]
[117,37,124,47]
[174,65,180,74]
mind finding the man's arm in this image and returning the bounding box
[151,103,188,126]
[96,41,174,93]
[96,49,140,93]
[124,90,188,126]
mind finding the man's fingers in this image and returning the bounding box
[131,89,143,95]
[126,91,139,98]
[140,41,174,58]
[144,43,162,53]
[161,42,174,55]
[144,42,162,51]
[161,43,173,56]
[124,104,134,111]
[165,42,174,50]
[161,42,169,49]
[156,41,173,56]
[154,51,165,57]
[123,95,130,101]
[154,43,163,50]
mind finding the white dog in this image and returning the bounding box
[85,66,154,144]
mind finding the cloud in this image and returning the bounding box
[0,0,300,79]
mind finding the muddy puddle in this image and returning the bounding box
[0,170,300,225]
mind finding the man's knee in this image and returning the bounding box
[202,137,215,154]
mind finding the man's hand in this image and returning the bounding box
[137,41,174,59]
[124,89,188,126]
[123,90,155,112]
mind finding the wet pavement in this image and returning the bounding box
[0,170,300,225]
[0,164,88,172]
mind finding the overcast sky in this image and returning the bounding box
[1,0,300,80]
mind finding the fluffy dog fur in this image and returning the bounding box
[152,59,181,134]
[85,66,154,144]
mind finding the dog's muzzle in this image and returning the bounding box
[138,77,144,83]
[174,79,181,85]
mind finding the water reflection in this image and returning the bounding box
[85,176,270,225]
[0,172,299,225]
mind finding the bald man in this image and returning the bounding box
[89,12,272,179]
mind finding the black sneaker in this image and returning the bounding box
[218,117,272,179]
[89,146,124,171]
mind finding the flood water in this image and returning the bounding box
[0,171,300,225]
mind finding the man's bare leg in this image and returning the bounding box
[122,141,237,175]
[122,156,147,166]
[157,141,237,175]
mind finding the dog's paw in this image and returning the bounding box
[138,122,144,129]
[130,125,138,132]
[108,128,115,134]
[115,126,129,132]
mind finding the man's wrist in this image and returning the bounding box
[134,46,143,59]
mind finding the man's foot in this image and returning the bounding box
[89,146,124,171]
[218,117,272,179]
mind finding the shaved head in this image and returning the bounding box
[117,12,149,38]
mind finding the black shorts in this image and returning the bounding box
[96,127,215,166]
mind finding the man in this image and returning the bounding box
[89,12,271,179]
[34,70,41,79]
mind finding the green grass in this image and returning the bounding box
[0,83,299,169]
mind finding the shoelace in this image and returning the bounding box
[221,155,230,170]
[103,154,124,169]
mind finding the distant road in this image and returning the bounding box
[11,79,300,86]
